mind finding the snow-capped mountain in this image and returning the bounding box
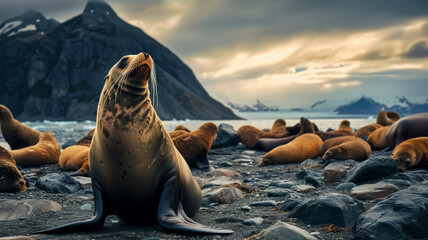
[0,10,58,38]
[228,100,279,112]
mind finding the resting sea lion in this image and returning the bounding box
[376,110,400,126]
[59,129,95,176]
[259,133,322,166]
[0,105,41,150]
[386,113,428,149]
[320,136,363,156]
[391,137,428,171]
[354,123,383,138]
[286,121,319,135]
[367,126,390,150]
[322,137,371,161]
[237,118,290,148]
[174,124,191,132]
[10,132,60,167]
[171,122,218,170]
[314,119,351,141]
[38,53,232,234]
[169,130,189,138]
[0,146,27,192]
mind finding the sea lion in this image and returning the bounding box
[171,122,218,170]
[367,126,390,150]
[38,53,232,234]
[391,137,428,171]
[237,119,290,148]
[286,121,319,135]
[354,123,383,138]
[320,136,363,156]
[169,130,189,139]
[376,110,400,126]
[10,132,60,167]
[59,129,95,176]
[0,105,41,150]
[259,133,322,166]
[386,113,428,149]
[314,119,352,141]
[0,146,27,192]
[174,125,191,132]
[322,137,371,161]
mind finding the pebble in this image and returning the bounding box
[231,159,253,164]
[293,184,316,193]
[0,199,62,221]
[324,160,357,183]
[350,182,399,200]
[242,217,264,226]
[73,176,92,185]
[241,205,251,211]
[335,182,356,191]
[242,150,256,155]
[270,180,295,189]
[304,176,320,187]
[80,203,92,211]
[249,200,277,207]
[200,176,242,189]
[260,221,317,240]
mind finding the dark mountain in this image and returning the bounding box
[0,1,239,121]
[334,96,428,115]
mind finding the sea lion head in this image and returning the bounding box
[340,120,351,127]
[391,149,416,171]
[199,122,218,136]
[322,146,345,161]
[0,147,27,192]
[0,105,13,121]
[298,117,315,135]
[387,111,400,121]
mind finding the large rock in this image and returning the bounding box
[261,221,317,240]
[354,181,428,240]
[0,199,61,221]
[280,192,303,212]
[324,160,358,183]
[344,156,397,183]
[202,187,244,205]
[385,169,428,183]
[350,182,399,200]
[211,123,240,148]
[36,173,83,193]
[0,1,239,121]
[288,193,365,227]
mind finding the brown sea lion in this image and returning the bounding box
[237,118,290,148]
[286,121,319,135]
[391,137,428,171]
[0,146,27,192]
[171,122,218,170]
[9,132,61,167]
[38,53,232,234]
[259,133,322,166]
[0,105,41,150]
[313,119,352,141]
[174,124,191,132]
[322,137,371,161]
[376,110,400,126]
[320,136,363,156]
[367,126,390,150]
[386,113,428,149]
[354,123,383,138]
[59,129,95,176]
[169,130,189,138]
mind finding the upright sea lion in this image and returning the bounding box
[171,122,218,170]
[38,53,232,234]
[237,118,290,148]
[322,137,371,161]
[376,110,400,126]
[286,121,319,135]
[0,105,41,150]
[0,146,27,192]
[174,124,191,132]
[59,129,95,176]
[259,133,322,166]
[367,126,390,150]
[386,113,428,149]
[354,123,383,138]
[10,132,61,167]
[391,137,428,171]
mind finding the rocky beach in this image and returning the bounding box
[1,120,427,240]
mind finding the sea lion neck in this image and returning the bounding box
[0,105,13,122]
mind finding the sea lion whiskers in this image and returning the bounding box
[149,60,158,108]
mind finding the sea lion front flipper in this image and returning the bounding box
[157,171,233,235]
[35,176,111,234]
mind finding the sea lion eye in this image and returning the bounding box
[104,76,109,82]
[118,57,129,69]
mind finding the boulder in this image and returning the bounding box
[211,123,240,148]
[344,156,397,183]
[35,173,83,193]
[260,221,317,240]
[350,182,399,200]
[202,187,244,205]
[324,160,358,183]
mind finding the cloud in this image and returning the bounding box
[404,41,428,58]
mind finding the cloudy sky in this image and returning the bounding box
[1,0,428,108]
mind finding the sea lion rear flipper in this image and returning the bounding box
[35,176,111,234]
[157,171,233,235]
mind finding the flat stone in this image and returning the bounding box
[0,237,35,240]
[280,193,303,212]
[261,221,317,240]
[288,193,365,227]
[243,217,264,226]
[354,180,428,240]
[36,173,83,193]
[270,180,295,189]
[249,200,278,207]
[202,168,238,178]
[299,159,321,167]
[79,203,92,211]
[324,160,358,183]
[263,187,293,197]
[231,158,253,164]
[350,182,400,200]
[345,156,397,183]
[200,176,242,189]
[202,187,244,205]
[73,176,92,186]
[241,205,251,211]
[293,185,316,193]
[242,150,256,155]
[0,199,62,221]
[335,182,356,191]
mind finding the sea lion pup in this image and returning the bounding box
[174,124,191,132]
[354,123,383,138]
[37,53,232,235]
[59,129,95,176]
[386,113,428,149]
[255,117,315,151]
[367,126,390,150]
[376,110,400,126]
[10,132,61,167]
[0,104,41,150]
[259,133,322,166]
[391,137,428,171]
[0,146,27,192]
[322,137,371,162]
[171,122,218,170]
[237,118,290,148]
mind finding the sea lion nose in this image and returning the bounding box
[144,53,150,59]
